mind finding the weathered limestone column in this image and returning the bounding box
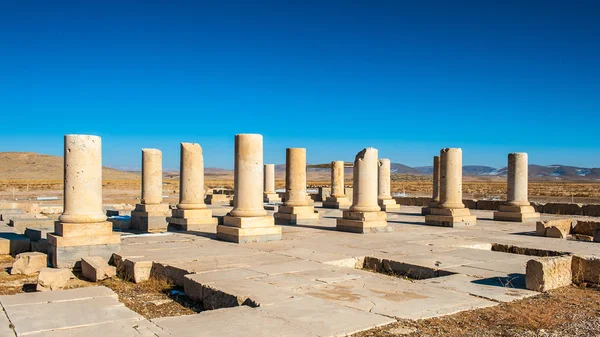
[168,143,217,231]
[494,153,540,222]
[274,148,319,224]
[131,149,170,232]
[377,158,400,211]
[48,135,120,268]
[323,161,351,208]
[263,164,281,203]
[421,156,440,215]
[336,148,391,233]
[217,134,281,243]
[425,148,476,227]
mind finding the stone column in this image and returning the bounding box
[331,161,345,197]
[378,158,400,211]
[425,148,476,227]
[131,149,170,232]
[275,148,318,224]
[263,164,281,203]
[421,155,440,215]
[337,148,390,233]
[284,148,308,206]
[49,135,120,268]
[218,134,281,243]
[350,148,381,212]
[494,152,539,222]
[506,153,529,206]
[168,143,216,231]
[59,135,106,224]
[141,149,163,205]
[323,161,351,208]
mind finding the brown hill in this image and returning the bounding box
[0,152,141,180]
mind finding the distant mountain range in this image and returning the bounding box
[2,152,598,181]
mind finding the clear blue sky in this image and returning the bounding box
[1,1,598,170]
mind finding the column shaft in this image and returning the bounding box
[264,164,276,193]
[141,149,163,204]
[438,148,464,209]
[59,135,106,223]
[284,148,308,206]
[330,161,346,197]
[230,134,267,217]
[378,158,392,200]
[431,155,440,204]
[350,148,381,212]
[507,153,530,206]
[178,142,206,209]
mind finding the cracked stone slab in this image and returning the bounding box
[418,274,538,303]
[22,319,163,337]
[4,295,142,336]
[152,306,316,337]
[257,297,395,337]
[0,286,117,307]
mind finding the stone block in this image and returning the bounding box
[168,216,218,231]
[378,199,400,211]
[536,219,574,237]
[48,240,120,269]
[9,218,55,234]
[462,199,477,209]
[583,204,600,217]
[81,256,116,282]
[421,206,432,215]
[322,196,351,209]
[122,259,153,283]
[525,256,572,292]
[217,222,282,244]
[24,227,53,241]
[494,205,540,222]
[574,234,594,242]
[31,238,49,254]
[595,228,600,243]
[55,221,113,237]
[0,233,31,256]
[106,209,131,217]
[0,208,25,221]
[542,203,583,215]
[274,205,319,225]
[475,200,502,210]
[205,194,229,204]
[36,268,75,291]
[572,221,600,237]
[263,193,282,203]
[130,211,168,232]
[221,215,275,228]
[10,252,47,275]
[134,203,170,213]
[108,216,131,230]
[336,211,392,234]
[425,207,476,227]
[572,255,600,285]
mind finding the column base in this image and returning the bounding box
[336,211,392,234]
[421,206,433,215]
[216,216,281,243]
[425,208,476,228]
[273,205,319,225]
[48,221,121,269]
[493,205,540,222]
[131,204,170,233]
[205,194,230,205]
[378,198,400,211]
[263,193,282,203]
[323,196,352,209]
[167,209,218,231]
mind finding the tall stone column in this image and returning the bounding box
[48,135,120,268]
[337,148,391,233]
[263,164,281,203]
[274,148,319,224]
[131,149,170,232]
[421,156,440,215]
[168,143,217,231]
[217,134,281,243]
[494,153,540,222]
[425,148,476,227]
[377,158,400,211]
[323,161,351,208]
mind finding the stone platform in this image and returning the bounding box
[2,204,600,336]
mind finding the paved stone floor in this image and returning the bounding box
[1,205,599,336]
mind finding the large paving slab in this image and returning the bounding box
[151,306,317,337]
